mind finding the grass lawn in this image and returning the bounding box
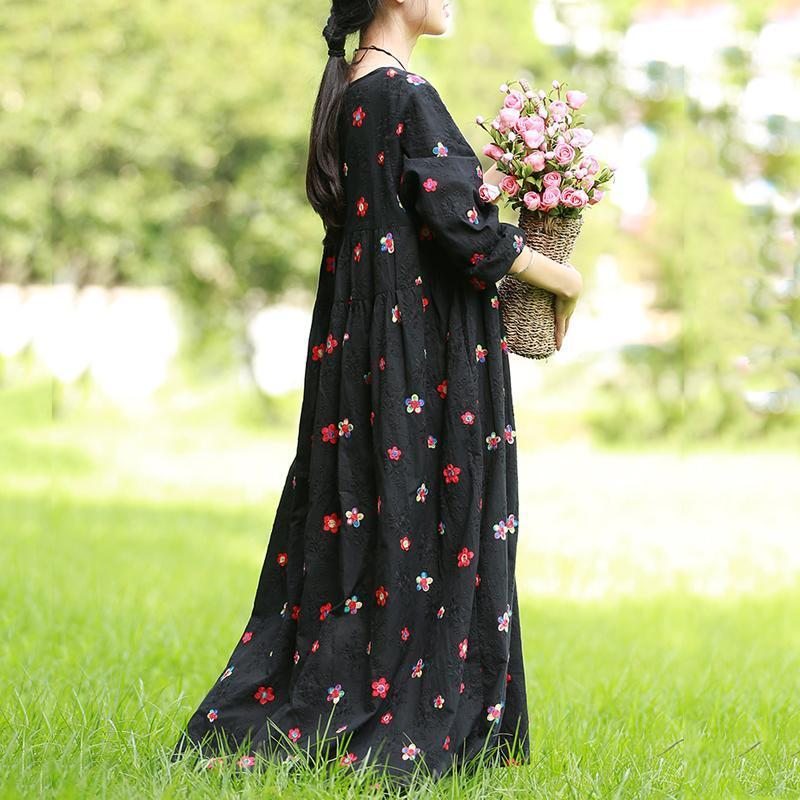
[1,378,798,799]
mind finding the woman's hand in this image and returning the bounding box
[554,263,582,351]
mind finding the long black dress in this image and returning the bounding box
[172,65,530,783]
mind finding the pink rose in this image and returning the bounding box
[499,175,519,196]
[478,182,501,203]
[554,142,575,165]
[521,129,545,149]
[570,128,593,147]
[540,185,561,210]
[498,107,521,133]
[522,151,545,171]
[579,155,599,175]
[589,188,604,205]
[503,90,526,111]
[514,115,543,134]
[542,171,562,188]
[566,90,587,109]
[482,143,506,161]
[522,191,540,210]
[560,187,589,208]
[548,100,569,121]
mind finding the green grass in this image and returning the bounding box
[1,377,799,799]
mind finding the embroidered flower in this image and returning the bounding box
[416,482,428,502]
[391,304,402,323]
[377,150,385,165]
[206,708,219,722]
[460,410,476,425]
[241,631,253,644]
[340,752,358,766]
[254,685,275,704]
[437,605,445,618]
[343,161,348,176]
[311,639,320,653]
[475,344,488,362]
[395,121,404,135]
[323,512,342,534]
[498,605,512,632]
[437,380,448,398]
[346,507,364,527]
[375,585,389,606]
[458,638,469,660]
[327,683,345,704]
[504,425,517,445]
[443,463,461,484]
[380,711,393,724]
[372,676,391,698]
[402,742,421,760]
[319,602,332,620]
[438,520,446,536]
[505,513,518,534]
[433,141,449,157]
[405,393,425,413]
[467,207,480,225]
[344,595,363,614]
[288,727,302,742]
[513,233,524,254]
[415,571,433,591]
[325,255,336,272]
[486,432,502,450]
[433,694,445,709]
[380,232,395,253]
[406,73,427,85]
[487,702,504,723]
[325,332,338,354]
[311,342,325,361]
[387,444,402,461]
[494,518,509,540]
[443,735,451,750]
[321,423,339,444]
[353,242,362,262]
[457,547,474,568]
[400,626,411,641]
[238,755,256,768]
[427,434,438,448]
[422,177,438,192]
[399,535,411,551]
[352,105,366,126]
[411,658,424,678]
[338,418,354,438]
[356,196,369,217]
[276,552,288,567]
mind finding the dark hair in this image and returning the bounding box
[306,2,383,236]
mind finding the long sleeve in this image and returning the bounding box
[398,79,526,287]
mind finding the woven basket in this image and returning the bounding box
[498,210,584,359]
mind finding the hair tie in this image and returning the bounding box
[328,45,346,58]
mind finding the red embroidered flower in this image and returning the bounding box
[379,355,386,370]
[311,342,325,361]
[399,535,411,551]
[353,242,362,262]
[375,586,389,606]
[469,276,487,291]
[352,105,366,126]
[443,463,461,484]
[422,295,429,310]
[291,604,300,620]
[371,676,390,698]
[475,573,481,587]
[422,177,438,192]
[387,445,402,461]
[323,512,342,534]
[460,410,476,425]
[443,735,450,750]
[475,344,488,362]
[241,631,253,644]
[356,196,369,216]
[325,255,336,273]
[325,332,338,354]
[437,379,448,398]
[319,602,332,620]
[288,727,302,742]
[254,685,275,704]
[377,150,385,165]
[470,252,487,266]
[238,755,255,768]
[457,547,474,568]
[321,423,339,444]
[400,626,410,641]
[340,752,358,766]
[276,552,288,567]
[458,637,468,660]
[380,711,393,724]
[419,224,433,240]
[311,639,320,653]
[459,681,465,693]
[395,121,404,135]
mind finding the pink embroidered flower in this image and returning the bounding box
[504,424,516,444]
[459,681,465,693]
[475,344,488,362]
[395,121,404,135]
[387,445,402,461]
[293,649,300,664]
[416,482,428,502]
[433,694,445,709]
[411,658,424,678]
[427,435,437,448]
[356,196,369,217]
[460,410,476,425]
[399,535,411,551]
[466,207,479,225]
[237,755,256,768]
[391,304,401,323]
[422,177,438,192]
[505,513,518,534]
[377,150,385,165]
[254,685,275,704]
[381,711,393,724]
[375,585,389,606]
[433,141,449,157]
[498,606,511,632]
[323,512,342,534]
[346,507,364,527]
[352,105,366,126]
[443,735,450,750]
[486,432,502,450]
[406,73,427,85]
[372,676,391,698]
[311,639,320,653]
[206,708,218,722]
[458,638,469,660]
[241,631,253,644]
[475,573,481,587]
[325,332,338,354]
[443,463,461,484]
[340,752,358,766]
[378,355,386,370]
[344,595,363,614]
[402,742,421,760]
[288,727,302,742]
[437,605,445,618]
[380,232,395,253]
[457,547,474,568]
[500,335,509,353]
[327,683,345,704]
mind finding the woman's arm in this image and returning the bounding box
[506,245,582,300]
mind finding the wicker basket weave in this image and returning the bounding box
[498,210,584,359]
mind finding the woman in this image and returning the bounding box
[171,0,582,785]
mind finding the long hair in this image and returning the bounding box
[306,2,383,237]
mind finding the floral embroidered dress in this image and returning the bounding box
[172,66,530,782]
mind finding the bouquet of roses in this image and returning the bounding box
[475,77,615,360]
[476,77,615,228]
